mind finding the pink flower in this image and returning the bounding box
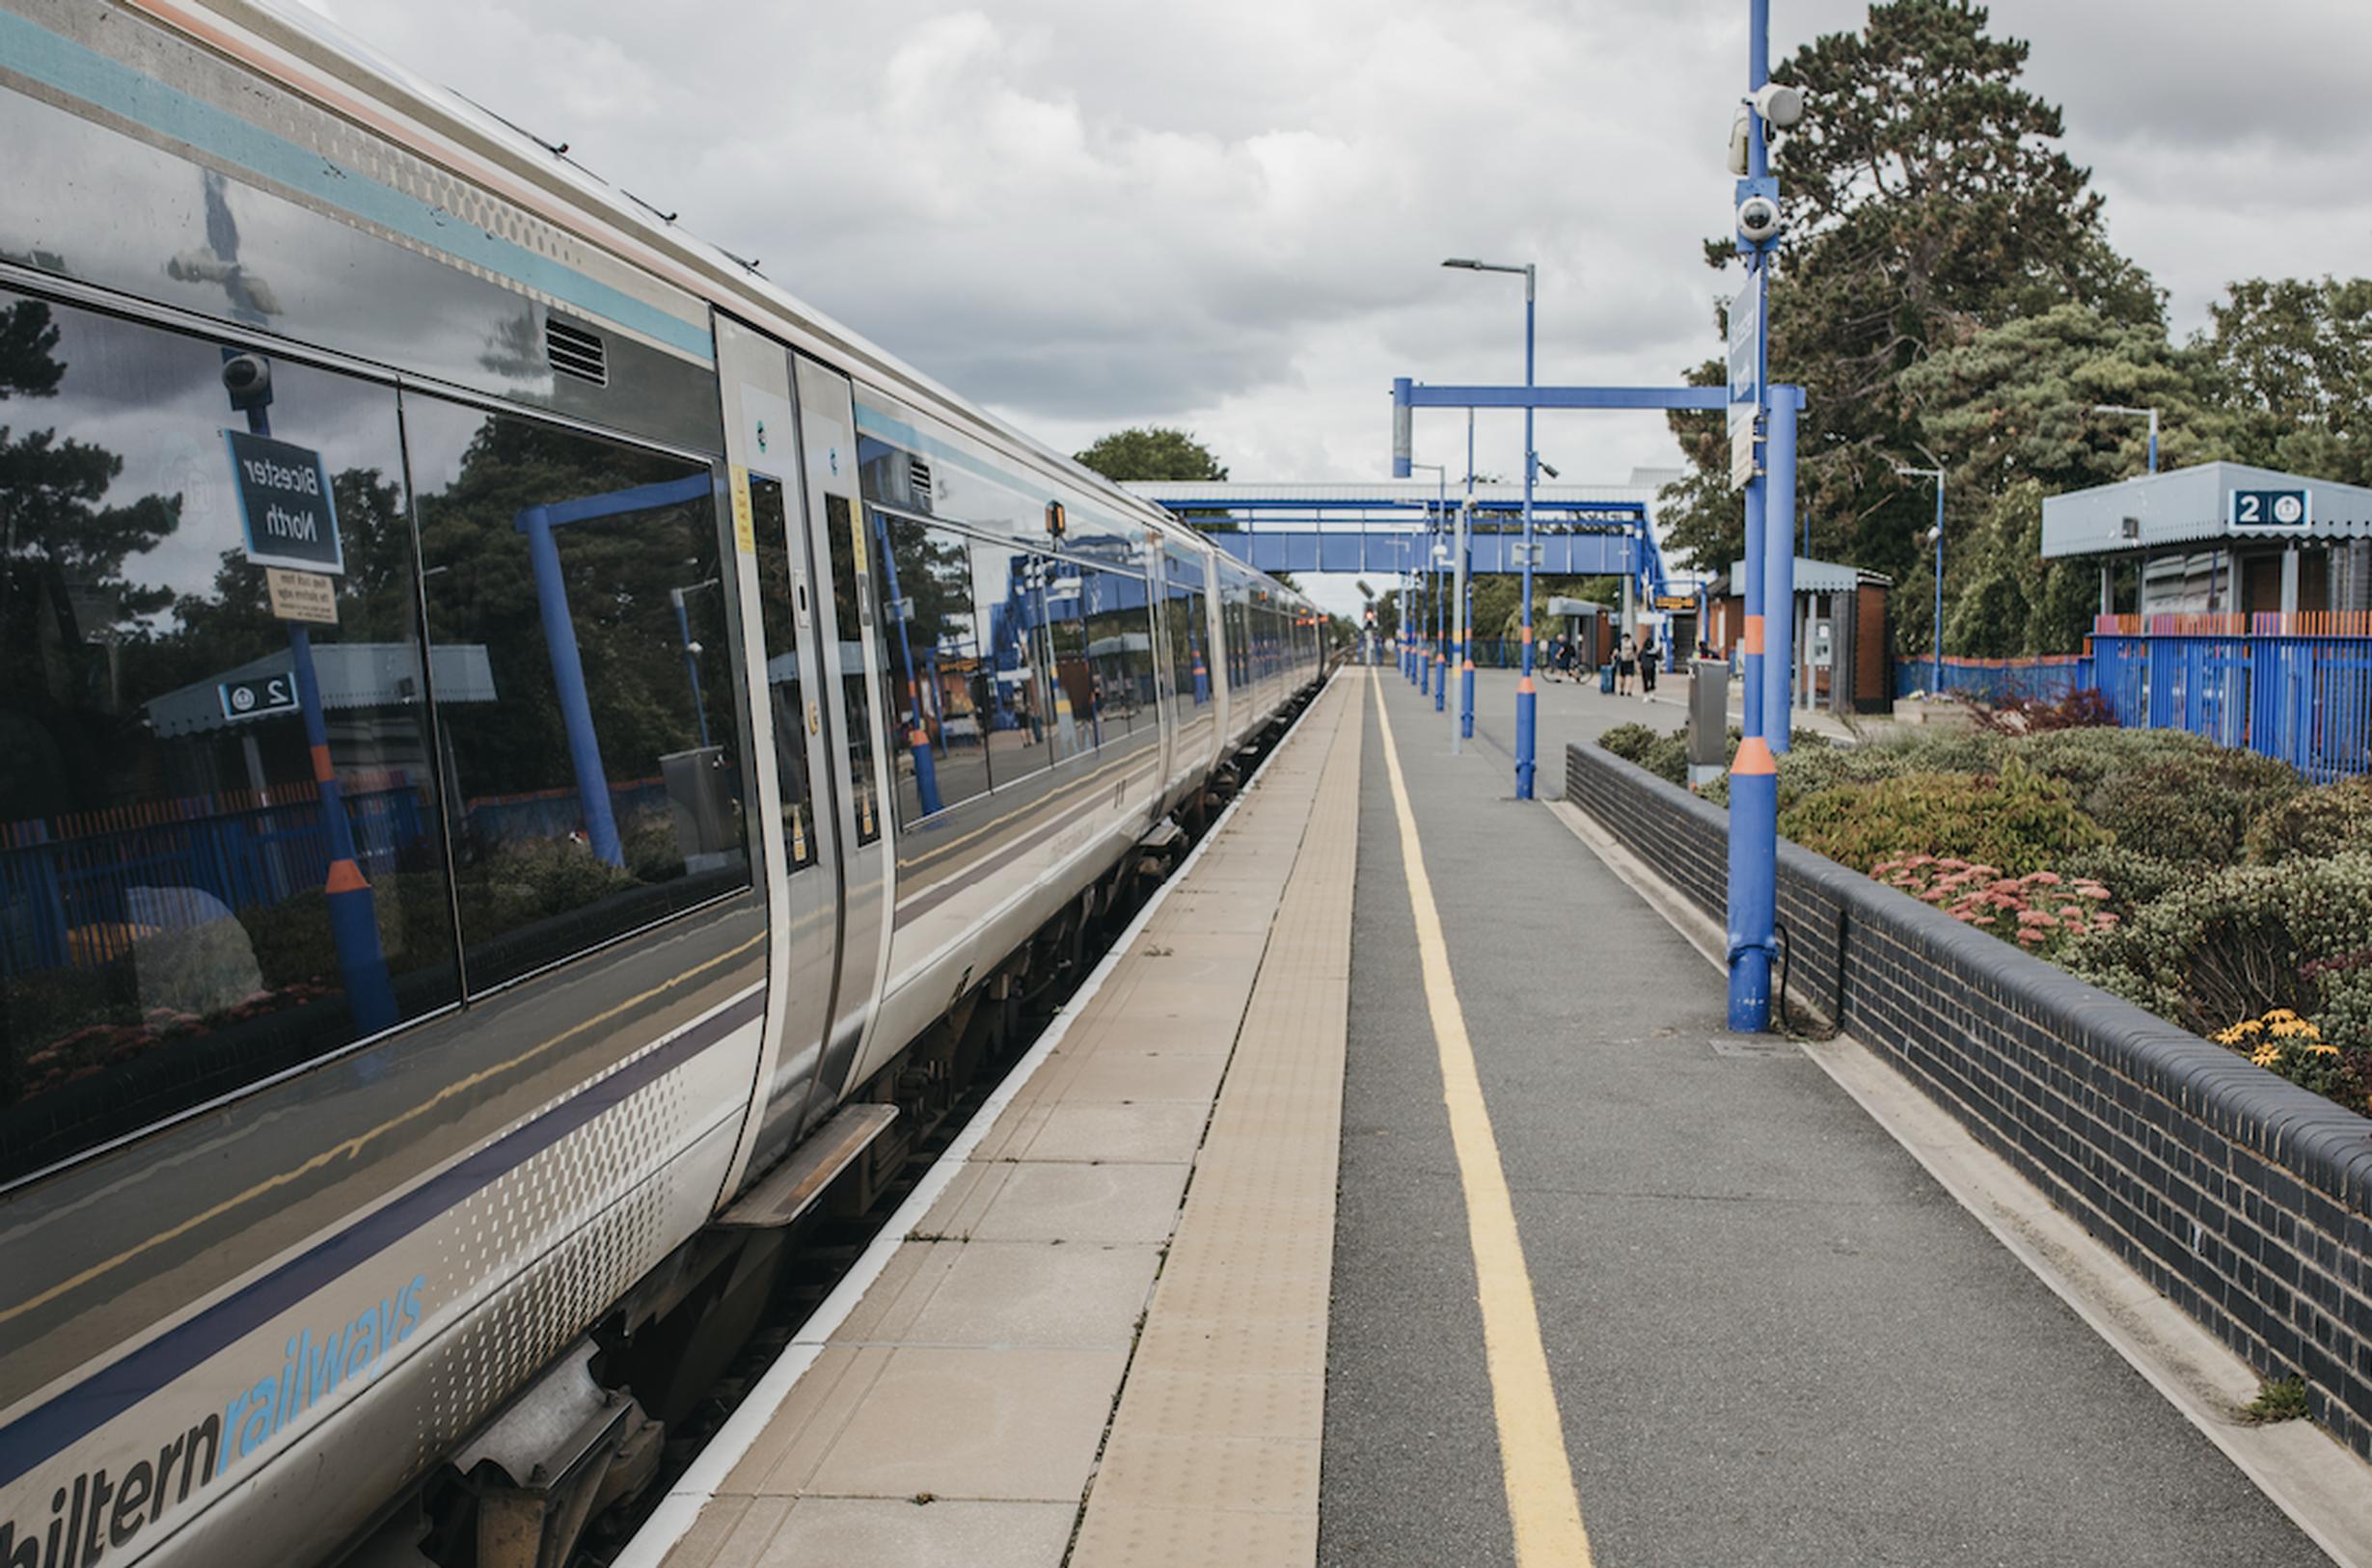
[2077,884,2111,901]
[2018,909,2057,927]
[2016,929,2047,944]
[2030,871,2062,886]
[1920,889,1949,904]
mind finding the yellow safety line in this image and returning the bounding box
[1370,670,1595,1567]
[0,932,766,1326]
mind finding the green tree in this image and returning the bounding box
[1073,426,1229,483]
[1661,0,2161,622]
[2200,277,2372,487]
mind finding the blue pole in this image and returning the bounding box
[1727,0,1781,1032]
[872,508,941,817]
[521,503,625,867]
[1741,478,1766,740]
[1931,474,1946,692]
[1514,264,1539,798]
[1763,391,1797,753]
[229,361,395,1035]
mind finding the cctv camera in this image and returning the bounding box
[1752,82,1805,131]
[220,352,272,410]
[1736,194,1783,246]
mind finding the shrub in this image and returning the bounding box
[1777,760,2110,877]
[2065,852,2372,1043]
[2082,749,2303,870]
[1969,689,2118,733]
[2059,846,2187,912]
[1871,856,2117,957]
[2244,777,2372,865]
[1597,722,1659,765]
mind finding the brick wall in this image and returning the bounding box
[1567,740,2372,1457]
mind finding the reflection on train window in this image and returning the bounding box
[875,513,991,825]
[1083,570,1153,738]
[969,541,1052,787]
[0,291,459,1182]
[818,494,882,846]
[406,397,748,994]
[1042,558,1096,757]
[1164,550,1211,715]
[748,473,816,870]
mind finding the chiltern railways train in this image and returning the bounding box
[0,4,1324,1566]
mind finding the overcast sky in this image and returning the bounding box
[303,0,2372,603]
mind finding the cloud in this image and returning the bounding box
[303,0,2371,584]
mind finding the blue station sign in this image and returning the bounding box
[2231,489,2310,529]
[224,429,344,574]
[218,671,299,722]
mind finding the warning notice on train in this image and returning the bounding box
[224,428,345,575]
[265,566,340,624]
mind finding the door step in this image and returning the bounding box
[715,1103,898,1230]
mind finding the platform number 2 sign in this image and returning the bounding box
[2233,489,2310,527]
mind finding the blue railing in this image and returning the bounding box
[2091,634,2372,781]
[1894,655,2094,704]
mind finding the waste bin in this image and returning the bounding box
[1686,660,1730,789]
[1598,663,1616,694]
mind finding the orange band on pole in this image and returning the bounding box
[1521,624,1534,643]
[324,858,370,893]
[1518,676,1535,694]
[1731,736,1778,776]
[311,743,335,783]
[1742,614,1766,656]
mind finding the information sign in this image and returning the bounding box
[1653,594,1696,612]
[265,567,339,625]
[1727,276,1762,492]
[2231,489,2310,528]
[224,429,344,574]
[218,672,299,722]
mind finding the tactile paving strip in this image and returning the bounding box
[1071,689,1360,1568]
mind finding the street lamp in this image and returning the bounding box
[1442,256,1541,797]
[2092,403,2160,474]
[1895,462,1947,691]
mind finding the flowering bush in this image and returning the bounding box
[1871,855,2117,955]
[2211,1010,2370,1111]
[1778,760,2110,876]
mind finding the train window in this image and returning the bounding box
[1164,551,1212,713]
[748,473,817,870]
[818,493,883,847]
[0,291,460,1182]
[1083,570,1153,737]
[1042,558,1097,758]
[873,512,991,825]
[969,540,1052,785]
[405,397,749,994]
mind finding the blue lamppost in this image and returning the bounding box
[1895,462,1947,691]
[2093,403,2161,474]
[1442,257,1540,797]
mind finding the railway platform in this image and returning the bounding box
[622,668,2372,1568]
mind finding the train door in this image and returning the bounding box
[713,316,838,1183]
[791,355,895,1109]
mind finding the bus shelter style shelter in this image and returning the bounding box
[2041,462,2372,619]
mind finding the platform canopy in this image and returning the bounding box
[1725,555,1892,594]
[2040,462,2372,559]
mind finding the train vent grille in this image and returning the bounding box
[910,458,934,504]
[546,318,609,386]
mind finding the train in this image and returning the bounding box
[0,4,1327,1567]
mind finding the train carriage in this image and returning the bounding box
[0,4,1324,1567]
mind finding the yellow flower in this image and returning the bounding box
[2252,1043,2281,1068]
[2266,1009,2301,1023]
[2311,1041,2340,1057]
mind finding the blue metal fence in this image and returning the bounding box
[2091,634,2372,781]
[1894,655,2094,704]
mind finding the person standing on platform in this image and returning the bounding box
[1639,631,1659,701]
[1615,633,1637,696]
